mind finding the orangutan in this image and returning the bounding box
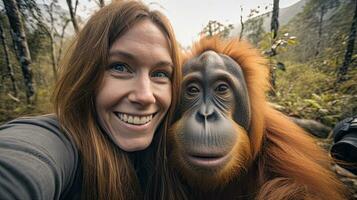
[168,37,346,200]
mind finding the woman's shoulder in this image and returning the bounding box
[0,114,81,199]
[1,114,73,146]
[0,114,78,151]
[1,114,60,131]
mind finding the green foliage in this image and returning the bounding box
[270,61,357,127]
[0,85,53,124]
[244,16,265,45]
[262,0,357,128]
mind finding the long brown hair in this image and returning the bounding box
[53,1,181,199]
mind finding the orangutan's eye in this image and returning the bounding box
[186,84,200,95]
[215,83,229,93]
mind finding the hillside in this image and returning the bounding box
[229,0,357,127]
[231,0,308,35]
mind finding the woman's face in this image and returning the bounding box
[95,19,173,152]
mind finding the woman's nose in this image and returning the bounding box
[128,75,156,106]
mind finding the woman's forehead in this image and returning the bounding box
[110,19,170,50]
[108,19,173,65]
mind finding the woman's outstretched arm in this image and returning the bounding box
[0,115,79,199]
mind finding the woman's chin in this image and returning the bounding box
[113,135,153,152]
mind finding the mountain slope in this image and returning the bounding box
[231,0,308,35]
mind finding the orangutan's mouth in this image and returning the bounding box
[186,152,230,169]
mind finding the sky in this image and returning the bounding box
[62,0,301,47]
[142,0,301,47]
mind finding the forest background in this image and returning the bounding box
[1,0,357,197]
[0,0,356,133]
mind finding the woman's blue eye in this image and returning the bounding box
[110,63,131,73]
[152,71,169,78]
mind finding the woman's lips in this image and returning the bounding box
[115,112,155,125]
[114,112,157,131]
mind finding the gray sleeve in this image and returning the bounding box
[0,115,78,200]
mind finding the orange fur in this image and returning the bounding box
[173,36,347,200]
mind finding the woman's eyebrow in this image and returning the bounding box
[109,50,173,68]
[155,61,173,68]
[109,50,136,61]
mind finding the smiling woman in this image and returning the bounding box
[96,20,173,151]
[0,1,181,199]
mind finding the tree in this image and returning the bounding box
[242,5,269,45]
[39,1,70,80]
[200,20,233,38]
[271,0,279,40]
[44,1,59,80]
[66,0,79,33]
[338,0,357,82]
[3,0,34,103]
[314,0,340,56]
[17,0,71,80]
[0,18,17,97]
[269,0,280,90]
[56,19,70,66]
[95,0,105,8]
[239,6,244,40]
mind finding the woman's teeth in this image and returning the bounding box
[116,113,153,125]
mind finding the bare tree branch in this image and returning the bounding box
[66,0,79,33]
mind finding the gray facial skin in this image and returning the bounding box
[176,50,251,170]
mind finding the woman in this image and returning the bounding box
[0,1,181,199]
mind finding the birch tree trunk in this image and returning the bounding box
[0,19,18,97]
[3,0,34,103]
